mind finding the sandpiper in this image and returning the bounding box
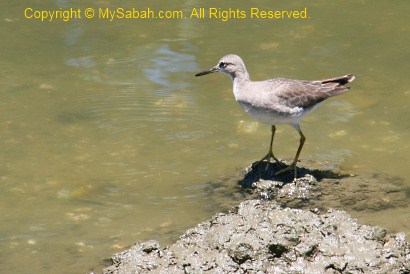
[195,54,355,180]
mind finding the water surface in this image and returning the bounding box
[1,1,409,273]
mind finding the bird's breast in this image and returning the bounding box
[236,100,305,125]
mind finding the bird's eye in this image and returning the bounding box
[219,62,227,68]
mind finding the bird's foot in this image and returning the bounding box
[275,163,297,181]
[260,156,281,172]
[258,152,282,166]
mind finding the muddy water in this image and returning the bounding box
[1,1,409,273]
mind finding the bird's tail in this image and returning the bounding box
[322,74,355,96]
[322,74,355,85]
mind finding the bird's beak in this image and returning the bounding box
[195,66,219,77]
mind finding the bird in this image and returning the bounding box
[195,54,355,180]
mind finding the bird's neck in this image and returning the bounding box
[233,73,250,98]
[232,70,250,84]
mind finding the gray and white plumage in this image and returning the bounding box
[195,54,355,179]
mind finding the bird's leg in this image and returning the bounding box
[258,125,281,165]
[275,125,306,180]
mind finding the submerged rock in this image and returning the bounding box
[243,160,409,213]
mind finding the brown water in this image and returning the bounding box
[1,1,409,273]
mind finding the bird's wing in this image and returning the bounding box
[265,76,353,109]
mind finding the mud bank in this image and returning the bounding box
[104,162,410,273]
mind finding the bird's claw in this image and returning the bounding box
[275,163,297,180]
[259,152,281,165]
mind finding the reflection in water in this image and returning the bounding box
[65,56,96,68]
[144,46,197,88]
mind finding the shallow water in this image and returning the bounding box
[1,1,409,273]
